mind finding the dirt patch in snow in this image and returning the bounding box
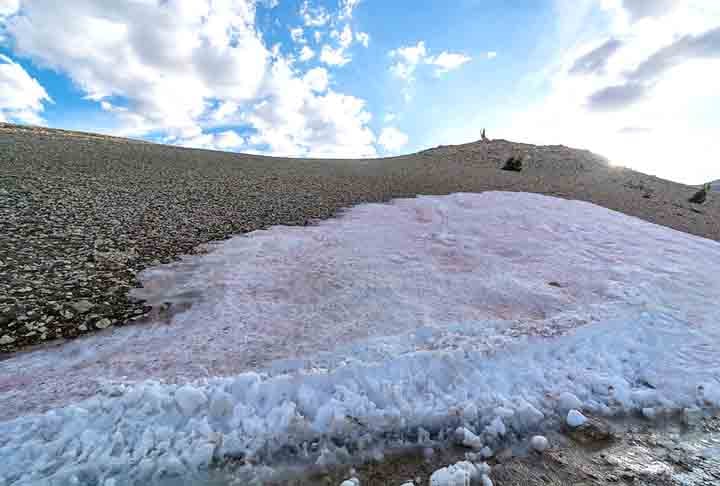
[268,414,720,486]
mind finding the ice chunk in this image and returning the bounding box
[209,390,234,419]
[682,407,703,426]
[530,435,549,452]
[566,410,587,428]
[430,461,480,486]
[515,402,544,428]
[476,462,491,476]
[699,382,720,406]
[175,386,208,416]
[455,426,483,450]
[484,417,506,437]
[339,478,360,486]
[557,392,582,411]
[462,403,479,423]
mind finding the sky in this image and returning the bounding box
[0,0,719,184]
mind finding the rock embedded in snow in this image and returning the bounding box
[566,409,587,428]
[530,435,549,452]
[455,426,483,450]
[174,386,208,416]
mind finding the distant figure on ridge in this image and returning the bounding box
[481,128,489,142]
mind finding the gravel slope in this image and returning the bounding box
[1,122,718,353]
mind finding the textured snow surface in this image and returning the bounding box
[2,192,720,485]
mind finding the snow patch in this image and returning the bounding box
[1,192,720,485]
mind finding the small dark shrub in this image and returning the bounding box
[501,156,523,172]
[689,183,710,204]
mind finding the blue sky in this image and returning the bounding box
[1,0,719,184]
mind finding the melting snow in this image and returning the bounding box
[1,192,720,485]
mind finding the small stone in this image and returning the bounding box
[567,409,587,428]
[496,448,513,463]
[0,334,16,345]
[79,324,88,331]
[71,300,95,314]
[95,318,112,329]
[423,447,435,461]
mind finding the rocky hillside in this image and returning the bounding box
[1,123,718,353]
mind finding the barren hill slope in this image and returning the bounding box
[1,123,718,352]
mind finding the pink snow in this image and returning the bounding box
[1,191,719,422]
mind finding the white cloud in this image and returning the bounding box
[303,66,329,93]
[620,0,679,22]
[384,112,397,122]
[390,41,471,80]
[314,31,323,43]
[246,59,375,158]
[320,44,351,66]
[215,130,245,149]
[4,0,379,159]
[290,26,306,44]
[6,0,269,138]
[212,101,240,122]
[0,0,19,41]
[0,54,51,124]
[0,0,19,17]
[339,0,362,19]
[389,41,428,81]
[487,51,498,59]
[427,51,472,74]
[355,31,370,48]
[378,127,409,152]
[176,130,245,151]
[335,24,353,49]
[300,0,330,27]
[496,0,720,184]
[299,45,315,62]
